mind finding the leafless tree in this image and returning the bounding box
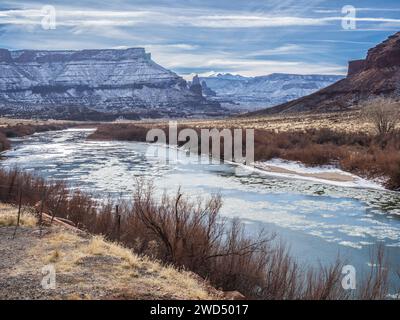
[362,97,400,135]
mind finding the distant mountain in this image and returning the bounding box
[249,31,400,115]
[0,48,223,120]
[199,73,343,110]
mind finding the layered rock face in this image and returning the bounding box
[251,32,400,115]
[0,48,222,119]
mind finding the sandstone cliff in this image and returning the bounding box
[0,48,222,119]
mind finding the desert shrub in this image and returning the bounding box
[87,124,153,142]
[282,144,343,166]
[0,124,70,138]
[362,97,400,136]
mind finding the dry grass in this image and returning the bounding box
[0,203,216,300]
[35,230,215,299]
[112,111,375,133]
[0,111,379,134]
[0,118,71,127]
[0,203,36,227]
[84,111,375,133]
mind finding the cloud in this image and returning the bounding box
[0,2,396,77]
[0,8,355,29]
[246,44,305,57]
[314,7,400,14]
[307,39,376,45]
[2,6,400,31]
[151,50,347,77]
[2,8,315,28]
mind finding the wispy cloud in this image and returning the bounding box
[0,8,328,28]
[1,7,400,31]
[246,44,305,57]
[315,7,400,14]
[0,1,398,77]
[306,39,376,45]
[152,50,347,77]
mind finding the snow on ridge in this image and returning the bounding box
[200,73,344,110]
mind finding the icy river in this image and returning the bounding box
[2,128,400,291]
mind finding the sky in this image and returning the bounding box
[0,0,399,78]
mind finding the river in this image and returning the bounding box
[2,128,400,292]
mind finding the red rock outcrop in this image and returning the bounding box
[347,60,366,77]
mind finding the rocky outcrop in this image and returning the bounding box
[189,75,203,96]
[347,60,366,77]
[0,48,222,119]
[365,33,400,70]
[249,32,400,115]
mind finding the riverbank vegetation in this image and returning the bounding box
[0,203,216,300]
[0,168,393,299]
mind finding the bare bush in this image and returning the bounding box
[358,245,389,300]
[362,98,400,136]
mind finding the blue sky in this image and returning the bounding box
[0,0,399,78]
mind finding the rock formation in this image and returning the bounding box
[0,48,222,119]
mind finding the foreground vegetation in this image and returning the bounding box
[0,204,216,300]
[0,168,394,300]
